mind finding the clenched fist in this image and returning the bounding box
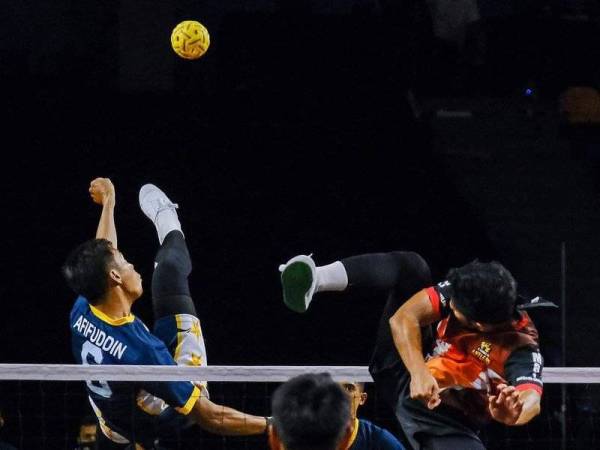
[89,178,115,207]
[488,384,524,425]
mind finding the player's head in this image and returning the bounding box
[270,373,352,450]
[77,415,98,448]
[62,239,142,305]
[447,260,517,330]
[340,381,367,419]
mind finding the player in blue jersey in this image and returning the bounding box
[269,373,404,450]
[64,178,268,449]
[341,381,405,450]
[269,373,352,450]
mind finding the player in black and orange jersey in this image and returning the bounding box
[279,252,549,450]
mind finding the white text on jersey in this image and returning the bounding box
[73,315,128,359]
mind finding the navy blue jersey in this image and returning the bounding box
[348,419,405,450]
[70,296,199,446]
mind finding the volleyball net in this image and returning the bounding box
[0,365,598,449]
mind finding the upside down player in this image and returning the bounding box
[63,178,268,449]
[279,252,548,450]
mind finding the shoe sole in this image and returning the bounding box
[281,261,313,313]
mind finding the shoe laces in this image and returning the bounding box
[156,198,178,211]
[151,196,178,221]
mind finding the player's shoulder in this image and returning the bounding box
[72,295,88,309]
[358,418,388,434]
[423,281,452,317]
[434,280,452,303]
[70,296,89,318]
[357,419,404,449]
[507,344,542,361]
[127,319,169,352]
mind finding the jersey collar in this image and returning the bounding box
[89,304,135,326]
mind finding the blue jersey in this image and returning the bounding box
[348,419,405,450]
[70,296,199,446]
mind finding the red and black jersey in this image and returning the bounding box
[423,282,543,419]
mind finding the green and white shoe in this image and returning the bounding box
[279,255,317,313]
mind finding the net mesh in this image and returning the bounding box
[0,365,598,449]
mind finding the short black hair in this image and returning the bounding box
[447,260,517,324]
[62,239,116,305]
[272,373,351,450]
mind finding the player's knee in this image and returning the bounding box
[389,251,431,285]
[156,252,192,278]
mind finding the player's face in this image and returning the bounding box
[449,301,502,333]
[111,250,143,300]
[341,382,367,419]
[78,424,97,443]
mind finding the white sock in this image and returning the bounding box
[316,261,348,292]
[156,209,183,245]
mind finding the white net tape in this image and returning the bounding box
[0,365,598,383]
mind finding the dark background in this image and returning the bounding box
[1,0,600,448]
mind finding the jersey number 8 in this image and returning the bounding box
[81,341,113,398]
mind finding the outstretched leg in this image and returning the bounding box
[280,251,432,400]
[280,251,431,313]
[151,230,208,369]
[139,184,208,391]
[151,229,196,319]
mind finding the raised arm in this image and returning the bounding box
[89,177,117,248]
[188,396,268,436]
[389,289,441,409]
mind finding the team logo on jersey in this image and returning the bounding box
[472,340,492,364]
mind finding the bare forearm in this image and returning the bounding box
[96,201,117,247]
[89,178,117,247]
[390,312,428,376]
[514,391,541,425]
[191,398,267,436]
[388,290,442,408]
